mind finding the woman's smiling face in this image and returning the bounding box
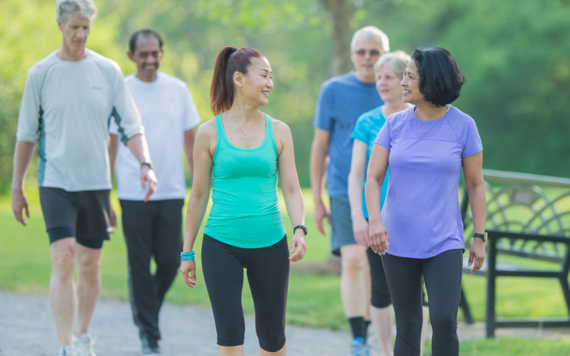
[239,56,273,107]
[401,60,424,105]
[376,64,403,103]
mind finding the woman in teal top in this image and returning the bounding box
[180,46,306,356]
[348,51,429,356]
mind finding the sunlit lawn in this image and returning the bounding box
[1,188,570,355]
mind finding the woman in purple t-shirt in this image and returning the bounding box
[365,47,487,356]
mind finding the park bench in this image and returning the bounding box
[459,169,570,337]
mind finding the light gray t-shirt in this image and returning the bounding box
[110,72,201,201]
[17,50,143,192]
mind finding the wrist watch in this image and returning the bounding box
[293,225,308,236]
[473,232,487,242]
[141,161,154,170]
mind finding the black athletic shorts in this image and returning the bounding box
[39,187,111,249]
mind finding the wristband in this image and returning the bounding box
[181,251,195,261]
[293,225,308,236]
[141,161,154,170]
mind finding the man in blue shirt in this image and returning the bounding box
[310,26,388,356]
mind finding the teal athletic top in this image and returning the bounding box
[204,113,286,248]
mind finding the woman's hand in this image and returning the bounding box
[369,220,389,255]
[468,238,486,274]
[289,231,307,262]
[352,214,369,248]
[180,260,197,288]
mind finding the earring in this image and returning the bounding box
[239,84,242,87]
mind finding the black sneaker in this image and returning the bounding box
[141,337,161,355]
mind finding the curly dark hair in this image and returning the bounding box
[411,47,466,107]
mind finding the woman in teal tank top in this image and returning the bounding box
[180,46,307,356]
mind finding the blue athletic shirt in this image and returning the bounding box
[351,106,389,218]
[314,72,383,197]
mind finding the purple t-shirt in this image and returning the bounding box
[374,105,483,258]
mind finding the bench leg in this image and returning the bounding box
[561,277,570,316]
[459,285,474,324]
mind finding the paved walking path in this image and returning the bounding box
[1,293,568,355]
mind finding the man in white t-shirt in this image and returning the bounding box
[109,28,201,355]
[11,2,156,356]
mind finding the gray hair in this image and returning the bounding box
[55,0,98,23]
[350,26,390,53]
[374,51,411,78]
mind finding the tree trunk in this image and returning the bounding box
[320,0,354,76]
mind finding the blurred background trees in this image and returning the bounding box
[1,0,569,192]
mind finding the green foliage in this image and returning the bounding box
[361,0,570,177]
[1,0,570,193]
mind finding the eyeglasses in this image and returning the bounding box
[402,73,420,83]
[355,49,381,57]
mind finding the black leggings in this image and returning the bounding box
[382,249,463,356]
[366,248,392,308]
[202,234,290,352]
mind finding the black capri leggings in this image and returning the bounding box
[202,234,290,352]
[366,248,428,308]
[366,248,392,308]
[382,249,463,356]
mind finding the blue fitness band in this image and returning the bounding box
[181,251,195,261]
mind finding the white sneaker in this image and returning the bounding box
[58,345,76,356]
[72,333,96,356]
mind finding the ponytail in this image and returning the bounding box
[210,46,265,115]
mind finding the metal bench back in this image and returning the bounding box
[461,169,570,263]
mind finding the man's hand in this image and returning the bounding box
[368,220,389,255]
[314,201,330,235]
[110,207,117,229]
[352,214,369,248]
[140,166,157,202]
[468,238,486,274]
[12,190,30,226]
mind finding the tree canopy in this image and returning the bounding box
[1,0,569,191]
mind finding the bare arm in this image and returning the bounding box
[180,122,215,288]
[183,128,196,178]
[309,128,331,235]
[109,134,118,177]
[463,151,486,273]
[364,144,390,254]
[348,140,369,247]
[11,141,36,226]
[126,133,156,202]
[275,121,307,262]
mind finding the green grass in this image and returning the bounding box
[424,337,570,356]
[2,188,570,354]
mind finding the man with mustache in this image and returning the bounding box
[109,28,201,356]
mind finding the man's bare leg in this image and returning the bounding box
[340,244,368,338]
[75,243,102,336]
[370,305,394,356]
[49,238,77,348]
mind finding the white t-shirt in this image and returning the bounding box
[16,51,143,192]
[110,72,201,201]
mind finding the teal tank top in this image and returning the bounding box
[204,113,286,248]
